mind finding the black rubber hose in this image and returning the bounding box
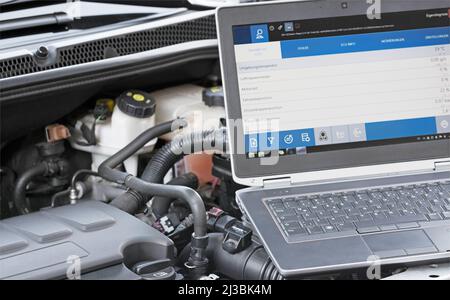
[124,175,207,238]
[109,189,143,214]
[98,120,184,184]
[152,172,199,218]
[13,162,48,215]
[111,128,227,215]
[142,129,227,184]
[97,119,208,238]
[103,120,184,214]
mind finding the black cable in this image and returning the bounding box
[105,120,186,214]
[25,185,61,196]
[98,120,184,184]
[141,128,228,184]
[110,128,227,215]
[152,172,199,218]
[13,162,48,214]
[124,175,208,238]
[97,119,209,238]
[139,129,227,215]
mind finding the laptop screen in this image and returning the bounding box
[232,8,450,160]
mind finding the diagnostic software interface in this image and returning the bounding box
[232,8,450,159]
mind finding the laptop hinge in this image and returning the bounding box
[434,161,450,171]
[263,177,292,188]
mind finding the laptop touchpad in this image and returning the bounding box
[363,230,437,259]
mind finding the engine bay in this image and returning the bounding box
[2,0,449,282]
[1,79,282,280]
[0,78,419,280]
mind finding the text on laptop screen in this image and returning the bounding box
[232,9,450,159]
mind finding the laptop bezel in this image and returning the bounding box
[217,0,450,187]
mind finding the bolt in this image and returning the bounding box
[69,188,78,201]
[35,46,49,59]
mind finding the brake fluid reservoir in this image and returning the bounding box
[113,90,157,148]
[70,90,156,175]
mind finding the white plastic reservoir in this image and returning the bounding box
[70,91,157,175]
[152,84,226,141]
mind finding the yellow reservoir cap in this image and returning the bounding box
[117,90,156,118]
[133,94,145,102]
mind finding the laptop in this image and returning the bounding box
[217,0,450,277]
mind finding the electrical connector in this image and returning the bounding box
[152,213,181,235]
[207,207,253,254]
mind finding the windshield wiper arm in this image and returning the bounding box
[0,12,73,33]
[0,0,37,7]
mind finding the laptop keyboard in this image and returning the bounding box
[267,181,450,238]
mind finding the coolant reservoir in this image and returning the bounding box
[152,84,226,185]
[70,90,157,175]
[152,84,226,141]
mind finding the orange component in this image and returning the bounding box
[183,154,215,186]
[45,124,71,143]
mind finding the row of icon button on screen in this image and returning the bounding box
[248,117,450,153]
[249,124,366,150]
[249,132,311,149]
